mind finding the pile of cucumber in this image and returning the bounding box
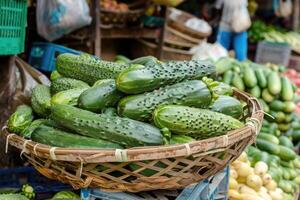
[7,54,246,150]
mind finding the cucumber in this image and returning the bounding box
[256,139,280,155]
[255,68,267,88]
[21,119,61,139]
[269,100,285,111]
[51,87,88,106]
[114,55,131,63]
[267,154,281,167]
[210,95,243,119]
[51,104,164,147]
[130,56,158,66]
[78,79,123,112]
[118,80,214,121]
[257,133,279,144]
[153,105,244,140]
[283,101,296,113]
[243,66,257,88]
[222,70,234,85]
[249,86,261,98]
[7,105,34,135]
[275,112,286,123]
[56,53,130,85]
[291,130,300,142]
[278,123,290,132]
[268,167,281,183]
[231,72,245,91]
[102,107,118,116]
[116,60,216,94]
[251,151,269,165]
[267,72,281,95]
[170,135,195,144]
[31,84,51,117]
[262,89,275,103]
[215,57,234,74]
[51,77,89,94]
[277,145,297,161]
[211,82,233,96]
[279,136,294,149]
[32,125,122,149]
[258,99,269,113]
[50,70,62,81]
[281,77,294,101]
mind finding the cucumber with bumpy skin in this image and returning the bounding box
[31,85,51,117]
[116,60,216,94]
[51,77,89,94]
[51,104,164,147]
[211,82,233,96]
[51,87,88,106]
[210,95,243,119]
[8,105,34,134]
[153,105,244,139]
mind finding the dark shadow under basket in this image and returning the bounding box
[3,90,263,193]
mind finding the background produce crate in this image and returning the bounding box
[0,167,71,199]
[0,0,27,55]
[28,42,81,73]
[80,166,229,200]
[289,55,300,72]
[255,41,291,66]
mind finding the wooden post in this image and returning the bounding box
[157,6,167,59]
[293,0,299,31]
[93,0,101,57]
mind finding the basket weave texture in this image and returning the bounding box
[3,90,263,192]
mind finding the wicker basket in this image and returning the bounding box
[3,89,263,192]
[132,39,193,60]
[168,8,211,39]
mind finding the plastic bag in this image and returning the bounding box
[190,42,228,61]
[231,6,251,33]
[36,0,92,41]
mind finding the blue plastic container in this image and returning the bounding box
[81,166,229,200]
[28,42,81,72]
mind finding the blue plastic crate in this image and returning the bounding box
[81,166,229,200]
[0,166,71,193]
[28,42,81,72]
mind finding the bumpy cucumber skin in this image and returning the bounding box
[51,104,164,147]
[8,105,34,134]
[118,80,212,121]
[32,125,122,149]
[210,95,243,119]
[78,79,123,112]
[51,77,89,94]
[31,84,51,117]
[116,60,216,94]
[56,53,129,85]
[21,119,61,138]
[51,87,89,106]
[211,82,233,96]
[153,105,244,139]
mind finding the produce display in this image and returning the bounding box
[7,54,246,150]
[0,184,35,200]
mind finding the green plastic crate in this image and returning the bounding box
[0,0,27,55]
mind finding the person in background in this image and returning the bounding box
[216,0,250,61]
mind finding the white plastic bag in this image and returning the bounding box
[36,0,92,41]
[231,6,251,33]
[190,42,228,61]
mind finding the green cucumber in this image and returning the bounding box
[231,72,245,91]
[102,107,118,116]
[267,154,281,167]
[251,151,269,165]
[31,84,51,117]
[50,70,62,81]
[279,136,294,149]
[275,112,286,123]
[56,53,129,85]
[268,71,281,95]
[51,87,88,106]
[247,146,261,157]
[257,133,279,144]
[277,145,296,161]
[32,125,122,149]
[284,101,296,113]
[215,57,234,74]
[114,55,131,63]
[222,70,234,85]
[51,104,164,147]
[256,139,280,154]
[210,95,243,119]
[291,130,300,142]
[116,60,216,94]
[21,119,61,139]
[278,123,290,132]
[211,82,233,96]
[78,79,123,112]
[50,77,89,94]
[255,68,267,88]
[7,105,34,135]
[130,56,158,66]
[170,135,195,144]
[118,80,214,121]
[243,66,257,88]
[281,77,294,101]
[270,100,285,111]
[249,86,261,98]
[153,105,244,140]
[262,89,275,103]
[258,99,269,113]
[268,167,281,183]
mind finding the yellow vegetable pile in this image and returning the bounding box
[229,152,283,200]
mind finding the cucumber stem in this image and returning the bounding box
[161,127,171,145]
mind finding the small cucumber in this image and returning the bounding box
[222,70,234,85]
[278,123,290,132]
[268,72,281,95]
[211,82,233,96]
[256,138,280,155]
[255,68,267,88]
[249,86,261,98]
[262,89,275,103]
[210,95,243,119]
[284,101,296,113]
[269,100,285,111]
[279,136,294,149]
[257,133,279,144]
[291,130,300,142]
[277,145,297,161]
[51,87,88,106]
[231,72,245,91]
[275,112,286,123]
[243,66,257,88]
[8,105,34,135]
[215,57,234,74]
[281,77,294,101]
[258,99,269,113]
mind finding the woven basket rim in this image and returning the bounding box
[4,89,263,163]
